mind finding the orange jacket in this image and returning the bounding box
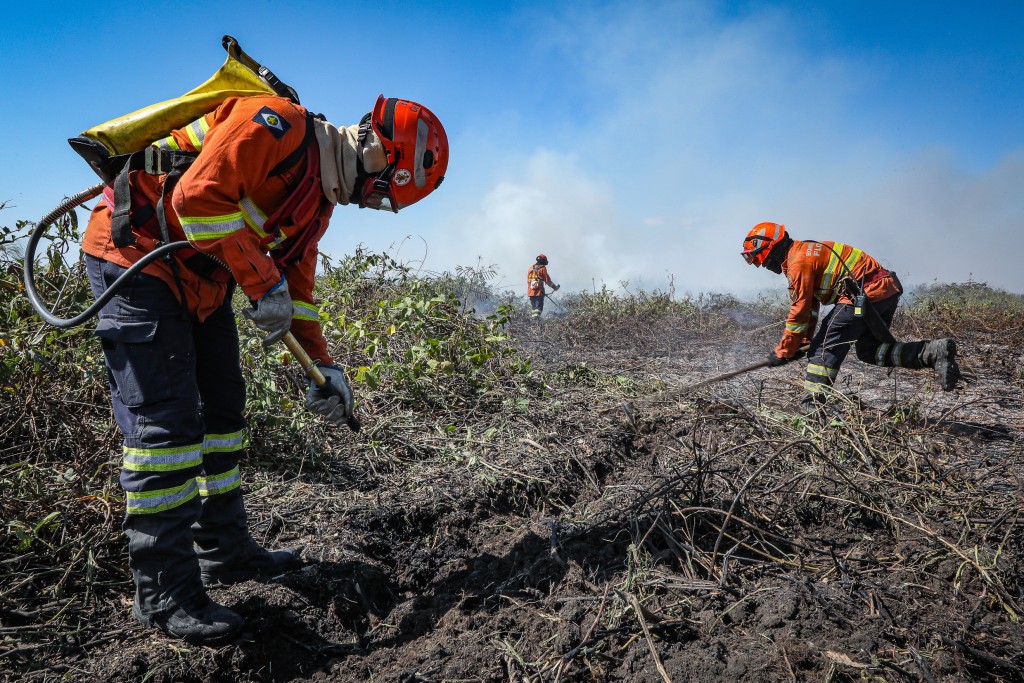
[776,239,901,358]
[82,95,335,364]
[526,264,553,296]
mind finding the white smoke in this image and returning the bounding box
[320,0,1024,296]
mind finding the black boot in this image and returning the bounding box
[918,338,960,391]
[126,501,243,644]
[193,490,301,586]
[133,592,243,644]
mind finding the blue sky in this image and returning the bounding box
[3,0,1022,295]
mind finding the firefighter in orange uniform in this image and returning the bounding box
[741,222,959,411]
[527,253,559,320]
[82,93,447,643]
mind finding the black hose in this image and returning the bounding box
[21,183,190,328]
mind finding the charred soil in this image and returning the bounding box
[3,288,1024,682]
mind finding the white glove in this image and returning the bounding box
[243,278,292,346]
[305,364,354,427]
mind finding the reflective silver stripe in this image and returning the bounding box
[153,136,181,151]
[185,117,210,149]
[877,341,906,366]
[123,443,203,472]
[414,119,429,187]
[875,343,891,365]
[203,430,247,455]
[817,247,841,304]
[293,301,319,322]
[196,467,241,497]
[891,342,905,366]
[126,479,198,514]
[817,242,863,304]
[180,212,245,241]
[239,197,270,238]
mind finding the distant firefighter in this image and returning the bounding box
[527,253,560,320]
[741,222,960,412]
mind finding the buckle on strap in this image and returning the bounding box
[144,147,167,175]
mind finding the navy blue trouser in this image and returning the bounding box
[529,295,544,319]
[804,294,925,395]
[86,255,247,613]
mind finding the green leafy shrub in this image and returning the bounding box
[903,280,1024,345]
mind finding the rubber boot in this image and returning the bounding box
[918,338,960,391]
[132,593,244,645]
[193,489,301,587]
[126,502,243,644]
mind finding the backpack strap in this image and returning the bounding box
[109,148,199,248]
[268,112,316,177]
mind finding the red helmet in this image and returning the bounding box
[536,254,548,265]
[358,95,449,213]
[741,222,787,267]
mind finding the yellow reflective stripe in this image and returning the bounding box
[154,136,181,151]
[804,380,829,394]
[818,246,841,303]
[180,212,245,241]
[126,480,198,514]
[786,321,808,333]
[817,243,864,303]
[839,245,863,286]
[123,442,203,472]
[183,117,210,149]
[876,341,906,366]
[239,197,270,238]
[806,363,838,379]
[292,301,319,322]
[196,467,241,497]
[203,430,247,454]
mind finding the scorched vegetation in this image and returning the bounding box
[2,211,1024,682]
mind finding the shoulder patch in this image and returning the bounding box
[252,106,292,140]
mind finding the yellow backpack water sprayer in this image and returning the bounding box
[20,37,361,431]
[22,35,297,328]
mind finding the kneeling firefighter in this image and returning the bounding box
[741,223,959,411]
[53,38,448,643]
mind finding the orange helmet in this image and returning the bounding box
[358,95,449,213]
[536,254,548,265]
[741,222,787,267]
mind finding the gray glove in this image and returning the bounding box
[552,284,560,291]
[305,364,354,427]
[242,278,292,346]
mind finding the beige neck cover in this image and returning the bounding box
[313,119,388,205]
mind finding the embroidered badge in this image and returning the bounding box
[253,106,291,140]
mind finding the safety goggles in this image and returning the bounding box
[741,242,769,265]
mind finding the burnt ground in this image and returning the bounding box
[3,309,1024,682]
